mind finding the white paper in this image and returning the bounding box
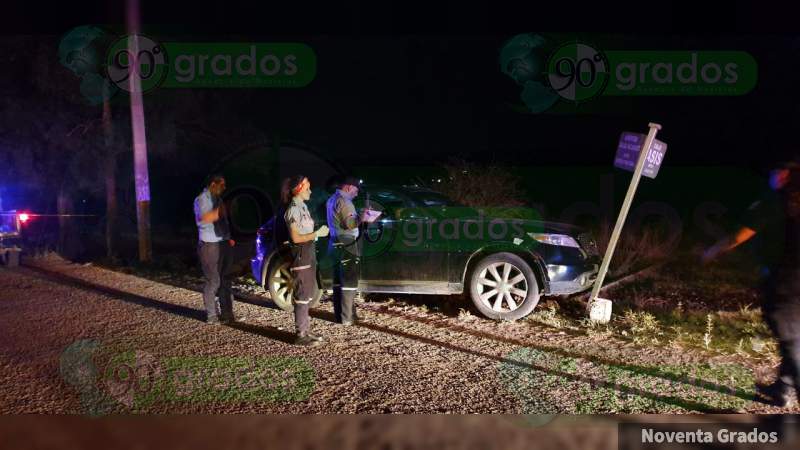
[362,209,382,223]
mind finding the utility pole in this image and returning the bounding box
[126,0,152,262]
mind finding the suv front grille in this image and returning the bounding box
[577,233,599,257]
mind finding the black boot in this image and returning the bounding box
[756,381,797,408]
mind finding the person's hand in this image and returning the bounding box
[315,225,329,238]
[228,239,236,247]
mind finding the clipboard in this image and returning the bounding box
[362,209,382,223]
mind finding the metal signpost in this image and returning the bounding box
[588,123,667,323]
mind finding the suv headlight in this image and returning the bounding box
[528,233,581,248]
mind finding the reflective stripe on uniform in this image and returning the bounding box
[332,284,356,290]
[290,265,312,271]
[294,299,313,304]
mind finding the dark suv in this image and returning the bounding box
[251,185,599,321]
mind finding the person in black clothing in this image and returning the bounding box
[325,176,380,325]
[703,162,800,408]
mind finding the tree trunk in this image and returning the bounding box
[102,97,118,261]
[56,188,73,258]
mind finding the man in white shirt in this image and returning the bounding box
[194,174,236,325]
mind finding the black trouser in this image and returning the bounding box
[198,241,233,320]
[330,235,361,323]
[290,241,317,335]
[763,277,800,395]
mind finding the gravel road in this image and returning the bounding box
[0,256,793,414]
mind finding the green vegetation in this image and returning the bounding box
[499,347,757,413]
[528,251,777,361]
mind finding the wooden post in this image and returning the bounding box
[126,0,152,262]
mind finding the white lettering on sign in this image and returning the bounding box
[647,150,663,166]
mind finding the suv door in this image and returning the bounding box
[354,189,447,286]
[366,190,452,284]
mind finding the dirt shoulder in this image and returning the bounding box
[0,255,793,413]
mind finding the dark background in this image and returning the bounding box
[2,2,800,261]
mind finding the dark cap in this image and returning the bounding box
[338,176,362,188]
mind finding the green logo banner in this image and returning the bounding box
[603,51,757,96]
[499,34,759,113]
[105,38,317,91]
[162,42,316,88]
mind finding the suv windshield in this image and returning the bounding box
[411,191,460,207]
[358,189,407,212]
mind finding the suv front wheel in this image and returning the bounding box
[265,258,322,311]
[469,252,541,321]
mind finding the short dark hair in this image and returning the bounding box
[206,174,225,187]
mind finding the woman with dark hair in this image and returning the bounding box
[282,175,329,346]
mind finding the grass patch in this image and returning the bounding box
[499,347,757,413]
[527,302,569,329]
[531,251,778,361]
[99,350,315,412]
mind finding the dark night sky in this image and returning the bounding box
[2,1,800,235]
[140,32,800,169]
[6,2,800,170]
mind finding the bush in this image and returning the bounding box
[595,220,674,277]
[422,159,527,208]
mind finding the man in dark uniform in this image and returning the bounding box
[703,162,800,408]
[326,176,374,325]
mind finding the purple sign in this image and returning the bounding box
[614,132,667,179]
